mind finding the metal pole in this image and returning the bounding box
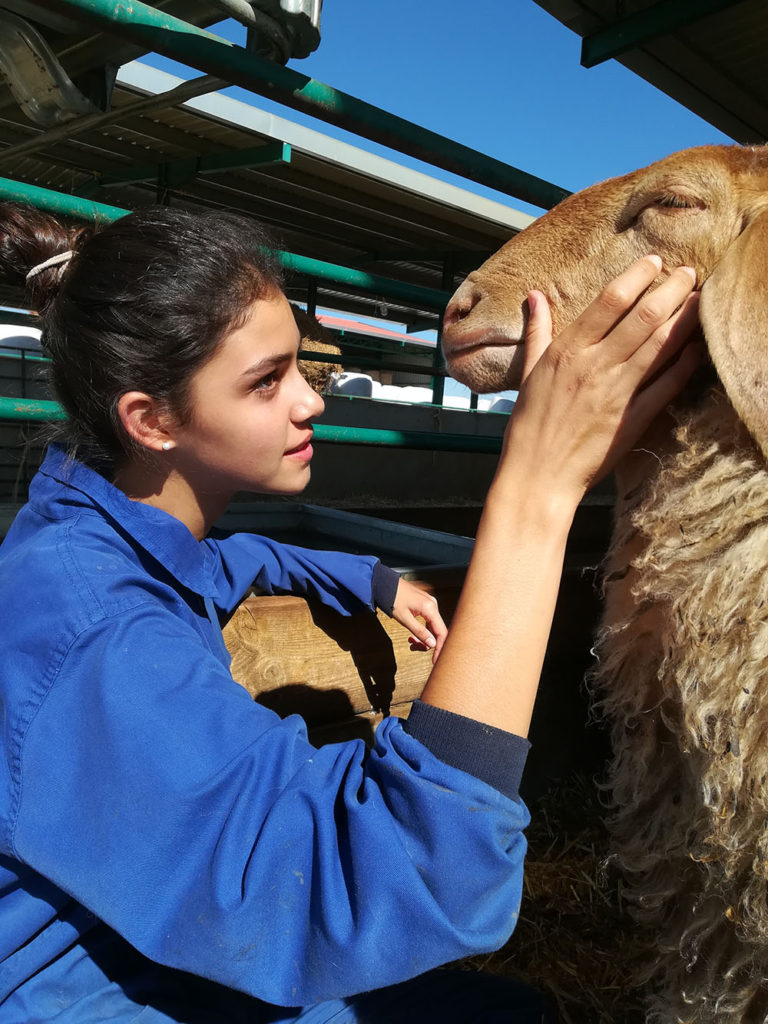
[37,0,570,210]
[432,255,454,406]
[0,176,127,222]
[0,396,502,453]
[0,74,225,167]
[0,397,65,422]
[0,177,451,309]
[581,0,744,68]
[306,279,318,318]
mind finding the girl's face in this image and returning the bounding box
[171,292,326,498]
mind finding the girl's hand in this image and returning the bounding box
[391,579,447,664]
[502,256,702,506]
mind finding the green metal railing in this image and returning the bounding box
[0,177,451,310]
[0,342,450,380]
[0,396,504,453]
[41,0,569,211]
[0,397,65,422]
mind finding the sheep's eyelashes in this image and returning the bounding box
[652,194,699,210]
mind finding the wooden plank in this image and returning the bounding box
[223,570,463,741]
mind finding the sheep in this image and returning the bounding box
[291,305,343,393]
[441,144,768,1023]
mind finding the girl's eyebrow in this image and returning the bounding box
[238,352,293,379]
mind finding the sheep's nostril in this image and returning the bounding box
[443,283,482,329]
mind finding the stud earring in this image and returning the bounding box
[161,441,173,451]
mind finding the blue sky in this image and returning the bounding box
[141,1,734,400]
[145,0,734,216]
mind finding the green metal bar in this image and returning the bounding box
[305,279,317,318]
[581,0,744,68]
[0,176,127,223]
[278,252,450,309]
[78,141,291,195]
[0,349,47,363]
[405,318,439,334]
[0,309,39,328]
[38,0,569,210]
[0,341,444,379]
[0,177,450,309]
[314,423,501,454]
[0,396,503,452]
[299,348,449,378]
[0,397,65,421]
[432,256,454,406]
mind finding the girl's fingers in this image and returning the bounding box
[621,337,703,444]
[632,292,701,386]
[398,596,447,664]
[401,612,436,651]
[560,255,663,348]
[423,604,448,663]
[522,290,553,383]
[605,265,697,363]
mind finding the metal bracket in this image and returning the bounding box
[246,0,322,62]
[77,141,292,197]
[0,8,101,125]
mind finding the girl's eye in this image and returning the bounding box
[250,371,279,394]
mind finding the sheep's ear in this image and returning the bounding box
[700,208,768,457]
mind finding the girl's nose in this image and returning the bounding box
[294,375,325,420]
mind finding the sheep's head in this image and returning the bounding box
[443,146,768,451]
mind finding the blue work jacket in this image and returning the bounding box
[0,445,530,1022]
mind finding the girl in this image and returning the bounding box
[0,204,700,1023]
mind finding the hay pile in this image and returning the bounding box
[461,775,649,1024]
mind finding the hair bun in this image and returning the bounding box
[0,202,86,310]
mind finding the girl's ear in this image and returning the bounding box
[700,209,768,457]
[117,392,174,453]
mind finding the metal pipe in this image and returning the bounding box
[0,396,502,452]
[313,423,501,454]
[431,255,454,406]
[0,349,47,363]
[0,73,225,167]
[36,0,570,210]
[279,251,450,309]
[0,175,127,221]
[0,396,65,421]
[0,342,444,380]
[301,349,449,378]
[0,177,451,309]
[581,0,744,68]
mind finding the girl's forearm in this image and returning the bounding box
[419,464,578,738]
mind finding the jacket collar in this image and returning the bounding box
[32,444,218,598]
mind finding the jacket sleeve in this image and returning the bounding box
[12,606,529,1006]
[204,529,400,616]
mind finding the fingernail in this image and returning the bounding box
[427,636,436,648]
[527,291,539,314]
[647,255,663,271]
[680,266,697,283]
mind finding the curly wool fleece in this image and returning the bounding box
[591,388,768,1024]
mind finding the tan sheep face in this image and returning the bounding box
[442,145,768,395]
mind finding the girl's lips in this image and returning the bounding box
[285,436,313,462]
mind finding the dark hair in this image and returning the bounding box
[0,203,284,462]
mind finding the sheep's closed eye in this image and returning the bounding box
[651,194,702,211]
[619,192,706,231]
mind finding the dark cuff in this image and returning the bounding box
[371,560,400,616]
[402,700,530,802]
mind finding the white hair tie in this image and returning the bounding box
[26,250,74,282]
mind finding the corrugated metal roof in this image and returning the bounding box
[535,0,767,143]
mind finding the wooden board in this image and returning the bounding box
[223,570,463,745]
